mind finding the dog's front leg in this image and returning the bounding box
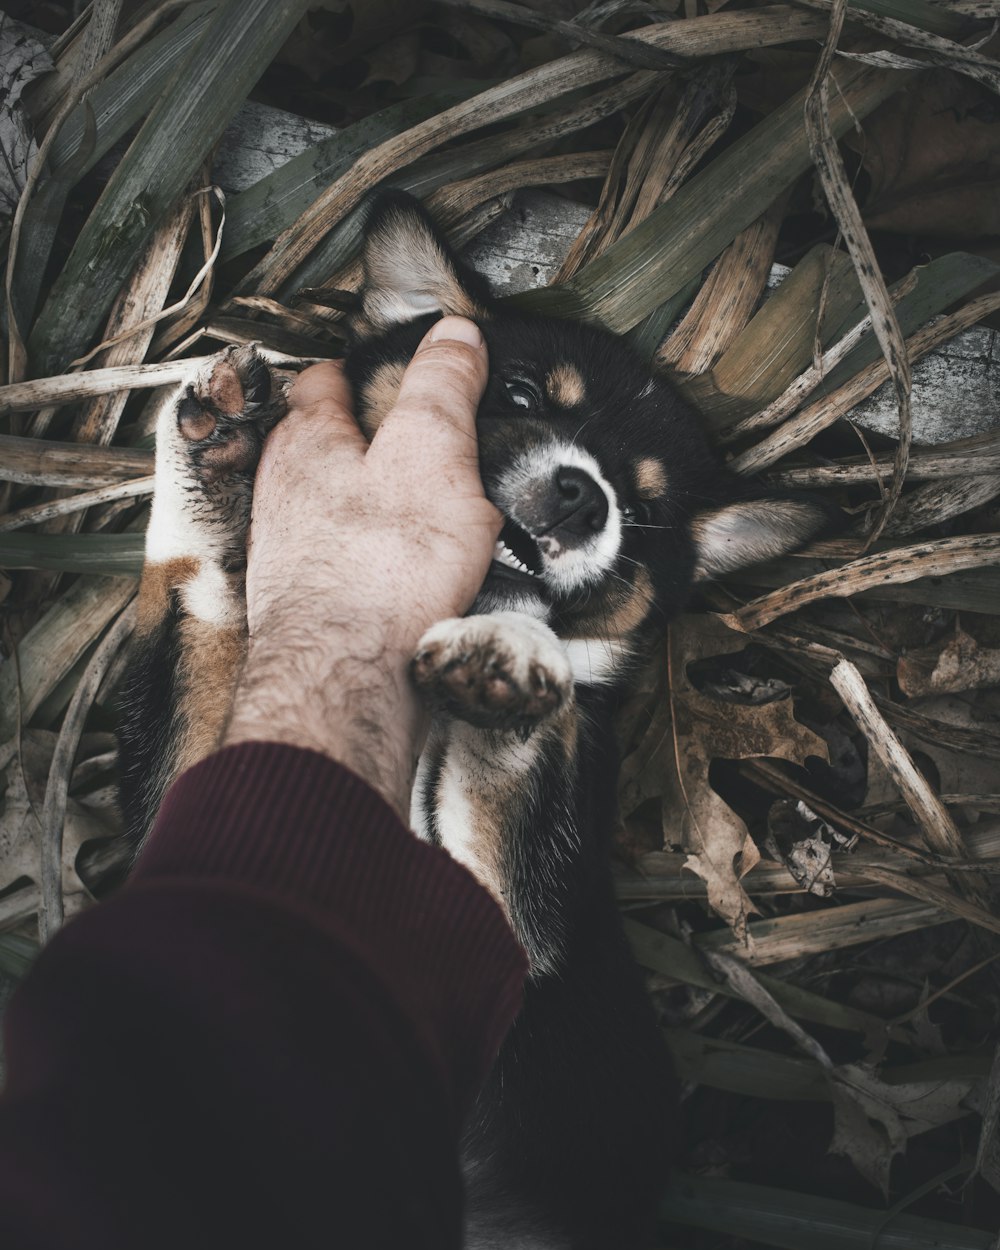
[410,612,580,973]
[118,347,285,846]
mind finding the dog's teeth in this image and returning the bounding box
[493,538,537,576]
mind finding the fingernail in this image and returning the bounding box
[425,316,483,349]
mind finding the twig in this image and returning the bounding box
[0,348,307,415]
[829,658,992,910]
[803,0,912,543]
[0,476,153,531]
[69,185,225,369]
[723,534,1000,632]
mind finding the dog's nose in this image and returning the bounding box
[551,466,609,537]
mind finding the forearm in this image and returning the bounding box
[222,331,499,818]
[0,744,527,1249]
[225,610,423,820]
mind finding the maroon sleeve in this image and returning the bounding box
[0,743,527,1250]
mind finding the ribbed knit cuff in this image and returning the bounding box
[132,742,527,1105]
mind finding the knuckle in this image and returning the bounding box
[408,343,485,389]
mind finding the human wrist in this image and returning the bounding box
[224,612,423,820]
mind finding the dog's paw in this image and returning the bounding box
[176,346,285,487]
[411,613,572,733]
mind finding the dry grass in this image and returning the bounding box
[1,0,999,1242]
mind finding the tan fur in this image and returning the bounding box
[136,557,200,635]
[173,619,247,774]
[358,360,406,438]
[692,500,824,580]
[545,364,585,408]
[458,801,510,917]
[362,214,486,332]
[635,456,667,500]
[446,712,577,927]
[570,568,654,641]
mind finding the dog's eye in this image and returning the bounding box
[621,502,649,525]
[504,379,540,411]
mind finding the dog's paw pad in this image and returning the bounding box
[412,615,571,732]
[176,347,283,483]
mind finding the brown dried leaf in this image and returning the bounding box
[896,694,1000,802]
[619,616,828,940]
[898,624,1000,697]
[360,31,421,87]
[846,71,1000,240]
[829,1062,974,1197]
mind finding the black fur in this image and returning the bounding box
[119,189,837,1249]
[117,600,183,848]
[349,192,835,1248]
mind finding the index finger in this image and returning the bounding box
[287,360,359,429]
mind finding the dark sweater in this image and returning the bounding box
[0,743,527,1249]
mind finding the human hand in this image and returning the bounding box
[225,317,499,818]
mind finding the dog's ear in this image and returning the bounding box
[354,190,492,337]
[691,496,839,581]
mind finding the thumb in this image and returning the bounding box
[376,316,489,454]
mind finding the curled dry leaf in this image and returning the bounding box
[829,1062,976,1197]
[617,615,828,941]
[697,939,970,1194]
[765,798,855,897]
[898,624,1000,697]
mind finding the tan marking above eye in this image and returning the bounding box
[635,456,667,500]
[545,364,586,407]
[358,360,406,439]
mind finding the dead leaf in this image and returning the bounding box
[904,694,1000,804]
[361,31,421,87]
[908,987,947,1057]
[0,16,53,215]
[829,1062,975,1197]
[681,940,966,1193]
[618,615,828,940]
[765,799,855,897]
[898,624,1000,697]
[846,71,1000,240]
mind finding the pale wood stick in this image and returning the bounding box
[723,535,1000,633]
[829,657,992,910]
[0,477,154,530]
[0,433,153,487]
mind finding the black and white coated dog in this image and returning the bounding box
[118,191,834,1249]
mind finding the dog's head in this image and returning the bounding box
[346,192,833,680]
